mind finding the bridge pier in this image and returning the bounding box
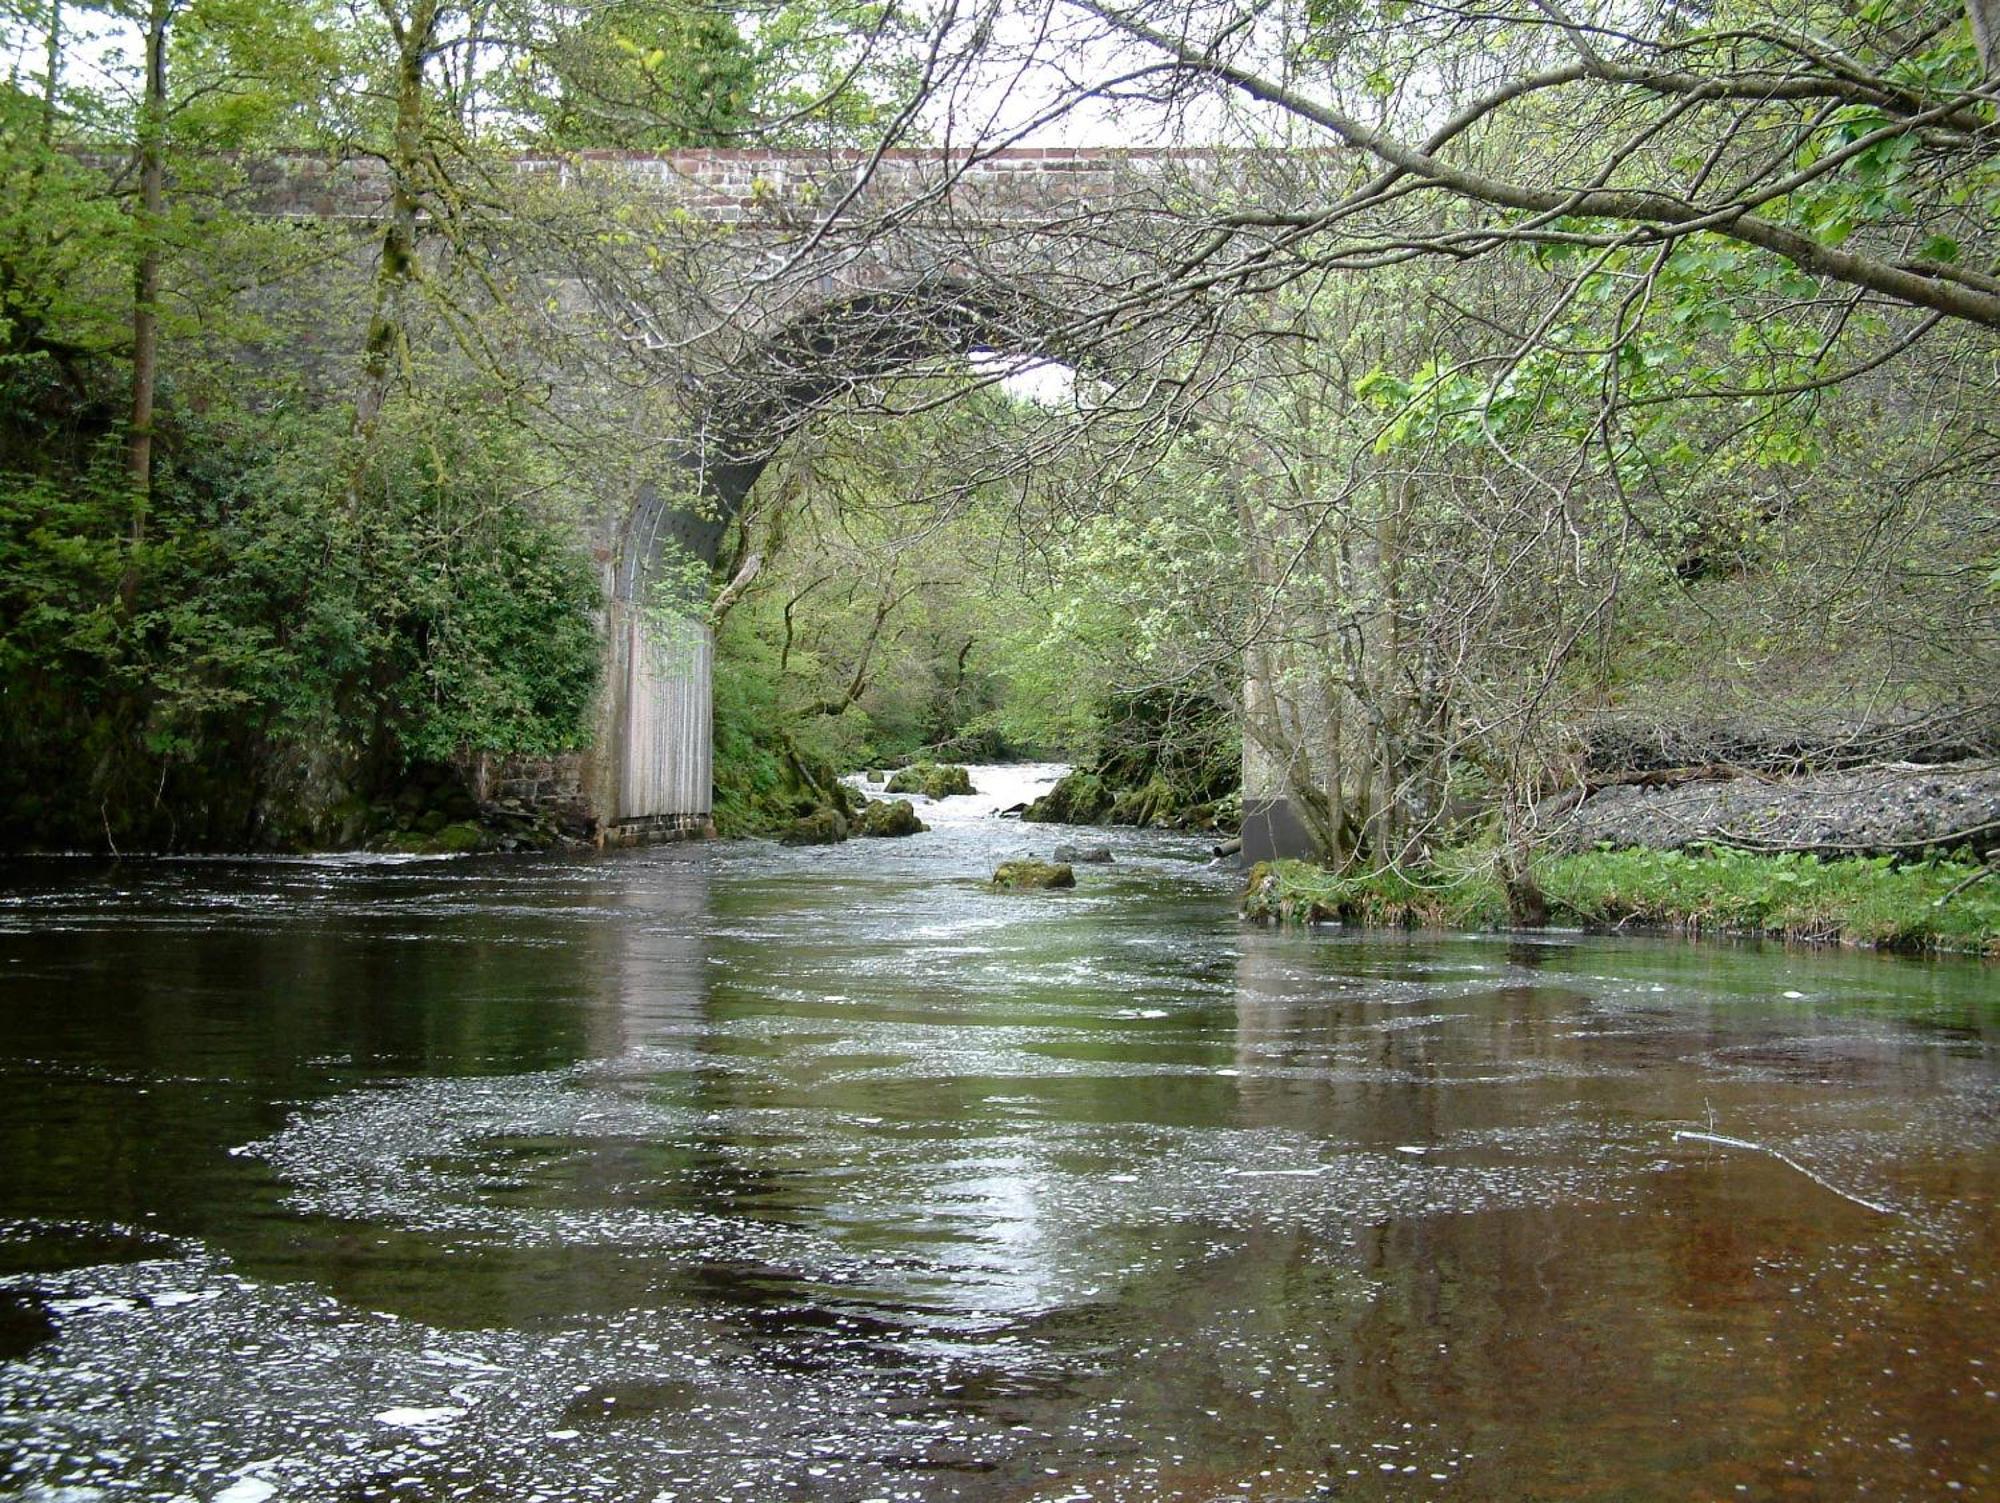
[583,600,715,845]
[1239,668,1321,866]
[577,475,725,846]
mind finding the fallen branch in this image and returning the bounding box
[1585,763,1744,792]
[1931,859,1999,909]
[1672,1129,1896,1216]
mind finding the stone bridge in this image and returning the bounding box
[271,146,1313,856]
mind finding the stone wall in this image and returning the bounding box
[240,146,1236,226]
[486,754,585,808]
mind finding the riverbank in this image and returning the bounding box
[1558,760,2000,854]
[1243,848,2000,955]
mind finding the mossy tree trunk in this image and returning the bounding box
[351,0,441,471]
[123,0,170,595]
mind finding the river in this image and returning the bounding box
[2,765,1996,1501]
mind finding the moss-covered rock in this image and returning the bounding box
[885,762,977,799]
[992,859,1076,890]
[711,711,859,838]
[433,821,488,854]
[779,806,850,845]
[1200,789,1244,835]
[1110,776,1179,828]
[1022,771,1114,824]
[1022,688,1241,831]
[927,764,975,797]
[383,819,492,856]
[856,798,927,837]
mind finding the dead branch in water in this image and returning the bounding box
[1672,1129,1897,1216]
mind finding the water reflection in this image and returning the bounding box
[1,814,1996,1501]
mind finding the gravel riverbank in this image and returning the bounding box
[1561,761,2000,855]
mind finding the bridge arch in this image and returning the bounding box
[593,271,1145,839]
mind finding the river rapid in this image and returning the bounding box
[1,764,1996,1502]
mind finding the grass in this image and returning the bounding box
[1244,847,2000,955]
[1243,853,1511,931]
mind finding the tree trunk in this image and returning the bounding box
[1971,0,1998,77]
[351,0,439,471]
[41,0,62,148]
[127,0,169,514]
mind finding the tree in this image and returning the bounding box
[1038,0,2000,331]
[124,0,169,512]
[494,0,759,148]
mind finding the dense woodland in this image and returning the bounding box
[0,0,1995,939]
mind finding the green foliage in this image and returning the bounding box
[498,0,758,149]
[709,607,856,836]
[705,378,1246,834]
[165,0,347,150]
[245,405,603,766]
[1540,846,2000,954]
[0,368,601,849]
[1242,857,1512,930]
[488,0,912,150]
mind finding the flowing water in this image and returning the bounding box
[1,764,1996,1502]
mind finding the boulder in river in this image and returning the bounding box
[1022,771,1113,824]
[887,763,978,799]
[992,860,1076,890]
[779,806,849,846]
[856,799,927,838]
[1053,843,1114,864]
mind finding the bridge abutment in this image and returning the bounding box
[580,599,716,845]
[1239,668,1320,865]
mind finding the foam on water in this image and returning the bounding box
[2,811,1997,1500]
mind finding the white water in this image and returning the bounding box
[844,761,1070,824]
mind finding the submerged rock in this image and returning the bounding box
[1053,843,1114,863]
[856,799,927,838]
[0,1290,54,1361]
[992,859,1076,890]
[779,806,850,846]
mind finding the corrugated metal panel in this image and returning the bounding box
[610,607,713,819]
